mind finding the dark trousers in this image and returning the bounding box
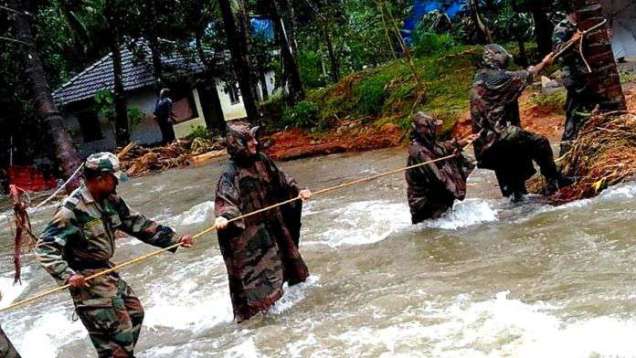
[485,127,558,197]
[560,88,598,156]
[0,325,20,358]
[157,118,176,145]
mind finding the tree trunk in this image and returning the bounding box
[271,0,305,103]
[109,39,130,146]
[144,0,163,89]
[12,0,82,191]
[469,0,493,44]
[278,0,299,57]
[237,0,260,102]
[322,26,340,82]
[532,10,554,57]
[195,35,227,134]
[218,0,260,121]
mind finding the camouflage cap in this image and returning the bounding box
[85,152,128,182]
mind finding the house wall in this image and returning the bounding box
[62,71,278,156]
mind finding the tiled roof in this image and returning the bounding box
[52,40,206,106]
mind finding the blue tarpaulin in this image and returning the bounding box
[402,0,466,44]
[251,17,274,41]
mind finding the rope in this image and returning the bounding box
[552,20,607,73]
[0,140,475,313]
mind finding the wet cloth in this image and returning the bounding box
[215,123,309,322]
[406,113,474,224]
[470,45,559,197]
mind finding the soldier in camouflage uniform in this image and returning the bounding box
[406,112,476,224]
[552,1,600,155]
[214,123,311,323]
[471,44,572,201]
[0,325,20,358]
[35,152,193,358]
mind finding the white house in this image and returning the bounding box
[52,40,275,155]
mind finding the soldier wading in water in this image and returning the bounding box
[35,153,193,358]
[406,112,476,224]
[470,44,574,202]
[214,122,311,323]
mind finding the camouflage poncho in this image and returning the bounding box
[215,123,308,322]
[470,44,534,170]
[406,113,475,224]
[0,325,20,358]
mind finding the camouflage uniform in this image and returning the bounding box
[35,153,181,358]
[0,325,20,358]
[553,16,600,155]
[215,123,309,322]
[471,44,560,199]
[406,113,474,224]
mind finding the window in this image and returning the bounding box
[77,111,103,142]
[225,83,241,105]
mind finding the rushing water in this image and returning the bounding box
[2,147,636,357]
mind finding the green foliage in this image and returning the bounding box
[94,89,115,120]
[185,125,211,140]
[127,107,144,130]
[412,31,456,57]
[298,50,328,89]
[530,90,567,114]
[354,75,389,116]
[282,100,320,129]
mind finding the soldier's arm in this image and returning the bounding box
[114,197,180,250]
[35,206,81,285]
[553,22,573,53]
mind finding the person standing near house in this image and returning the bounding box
[154,88,177,144]
[0,325,20,357]
[214,122,311,322]
[35,152,193,357]
[552,0,600,155]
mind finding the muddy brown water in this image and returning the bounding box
[2,147,636,357]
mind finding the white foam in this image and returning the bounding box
[0,279,25,310]
[165,201,215,226]
[423,199,498,230]
[143,256,234,332]
[316,200,411,247]
[9,310,85,358]
[270,275,320,315]
[224,337,260,358]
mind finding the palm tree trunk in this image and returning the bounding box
[12,0,82,191]
[195,35,227,134]
[218,0,260,121]
[109,38,130,146]
[271,0,305,103]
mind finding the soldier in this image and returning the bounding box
[471,44,573,201]
[406,112,476,224]
[552,0,599,155]
[35,152,193,358]
[0,325,20,358]
[214,122,311,323]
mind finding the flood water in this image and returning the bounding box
[3,147,636,357]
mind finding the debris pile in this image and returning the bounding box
[118,139,225,176]
[537,112,636,203]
